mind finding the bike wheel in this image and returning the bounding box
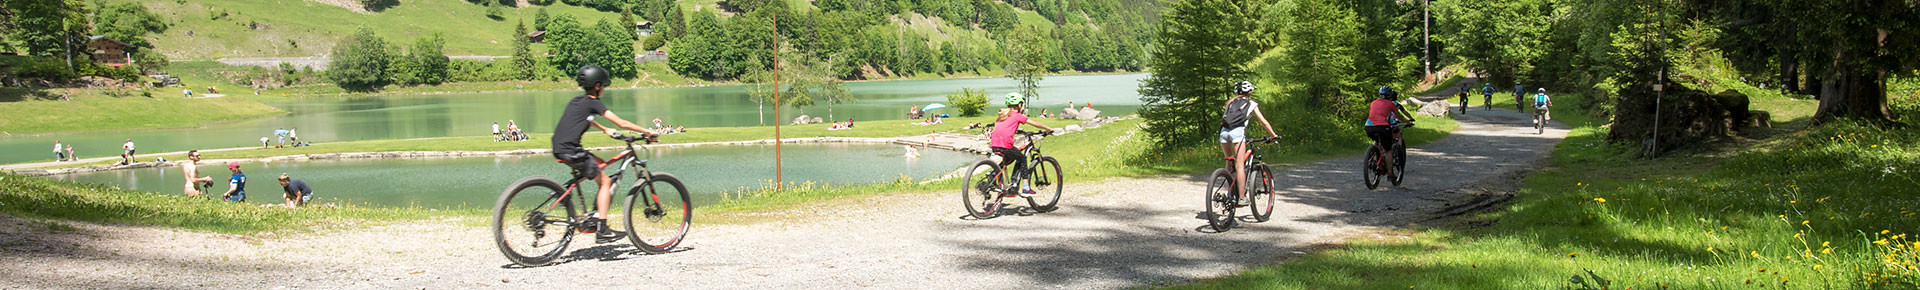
[1390,144,1407,186]
[1025,156,1064,213]
[1204,169,1237,231]
[960,160,1004,219]
[1363,146,1382,190]
[624,173,692,254]
[492,177,577,267]
[1248,163,1276,222]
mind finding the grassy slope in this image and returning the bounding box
[0,92,284,135]
[0,173,472,234]
[1172,87,1920,288]
[130,0,625,60]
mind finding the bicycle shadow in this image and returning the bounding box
[497,244,696,269]
[956,205,1053,221]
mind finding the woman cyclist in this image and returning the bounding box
[990,93,1053,197]
[1220,81,1279,196]
[1366,86,1416,170]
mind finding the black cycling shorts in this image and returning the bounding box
[557,151,602,179]
[1364,125,1395,149]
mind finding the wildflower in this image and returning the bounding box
[1568,252,1578,258]
[1758,267,1768,272]
[1876,239,1890,245]
[1594,198,1607,203]
[1885,230,1894,235]
[1802,220,1809,226]
[1751,251,1761,258]
[1823,241,1831,247]
[1814,264,1823,270]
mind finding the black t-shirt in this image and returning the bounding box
[552,95,608,155]
[283,179,312,195]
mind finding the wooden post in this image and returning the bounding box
[773,12,783,191]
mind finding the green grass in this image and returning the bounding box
[1406,64,1469,97]
[1170,92,1920,289]
[0,91,284,135]
[126,0,626,60]
[0,173,472,234]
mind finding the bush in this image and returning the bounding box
[642,33,666,51]
[484,2,505,20]
[16,57,77,81]
[946,87,988,116]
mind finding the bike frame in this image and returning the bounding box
[549,139,661,214]
[991,132,1048,191]
[1225,138,1272,197]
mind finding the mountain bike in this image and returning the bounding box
[492,133,691,267]
[961,130,1062,219]
[1363,123,1413,190]
[1203,136,1280,232]
[1534,106,1548,134]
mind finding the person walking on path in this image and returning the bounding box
[121,139,136,165]
[279,174,313,208]
[182,150,213,198]
[53,141,64,161]
[493,122,503,142]
[221,162,248,202]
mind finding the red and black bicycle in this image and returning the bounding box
[1364,122,1413,189]
[492,134,691,267]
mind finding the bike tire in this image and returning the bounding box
[960,160,1004,219]
[1204,169,1237,231]
[1249,163,1276,222]
[492,176,576,267]
[624,173,692,254]
[1363,146,1382,190]
[1026,156,1064,213]
[1390,146,1407,187]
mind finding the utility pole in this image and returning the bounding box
[1422,0,1431,81]
[773,12,783,191]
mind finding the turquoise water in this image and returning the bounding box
[47,143,979,208]
[0,73,1146,164]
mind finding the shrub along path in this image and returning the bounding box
[0,109,1566,288]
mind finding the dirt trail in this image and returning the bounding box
[1,109,1569,289]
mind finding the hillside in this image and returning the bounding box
[117,0,626,60]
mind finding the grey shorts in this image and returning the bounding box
[1219,127,1246,144]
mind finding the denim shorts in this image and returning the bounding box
[1219,127,1246,143]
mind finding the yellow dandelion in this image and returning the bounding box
[1594,198,1607,203]
[1568,252,1579,258]
[1884,230,1893,235]
[1822,247,1832,254]
[1758,267,1768,272]
[1823,241,1831,247]
[1814,264,1823,270]
[1751,251,1761,258]
[1876,239,1890,245]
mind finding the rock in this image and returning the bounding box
[791,115,814,125]
[1749,110,1772,128]
[813,117,825,124]
[1064,124,1083,133]
[1417,100,1453,118]
[1059,108,1081,119]
[1075,108,1101,120]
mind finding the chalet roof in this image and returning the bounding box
[86,35,132,48]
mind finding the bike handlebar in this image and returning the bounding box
[1015,130,1054,137]
[611,133,659,144]
[1253,136,1281,144]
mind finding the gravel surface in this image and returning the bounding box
[1,109,1567,289]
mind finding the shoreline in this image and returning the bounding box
[266,71,1146,99]
[6,135,991,177]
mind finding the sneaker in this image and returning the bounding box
[1019,188,1037,197]
[581,218,627,244]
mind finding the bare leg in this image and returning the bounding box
[1219,142,1236,193]
[1237,144,1253,196]
[594,173,614,219]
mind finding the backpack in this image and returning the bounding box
[1222,97,1254,130]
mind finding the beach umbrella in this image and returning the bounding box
[921,103,947,112]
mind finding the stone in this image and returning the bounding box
[1749,110,1772,128]
[1417,100,1453,118]
[1075,107,1101,120]
[1058,108,1081,119]
[1064,124,1083,133]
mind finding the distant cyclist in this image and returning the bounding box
[1512,81,1525,110]
[989,92,1053,197]
[1481,83,1494,109]
[1457,85,1472,114]
[1220,81,1279,196]
[1533,88,1553,122]
[551,65,661,243]
[1366,86,1416,166]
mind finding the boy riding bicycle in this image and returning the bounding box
[1366,86,1416,169]
[1220,81,1279,196]
[1533,88,1553,122]
[990,92,1053,197]
[552,65,662,243]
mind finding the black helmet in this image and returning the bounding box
[1233,81,1255,95]
[576,65,611,89]
[1377,86,1397,100]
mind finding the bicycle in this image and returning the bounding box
[1534,106,1548,134]
[492,133,692,267]
[1363,123,1413,190]
[1202,136,1280,232]
[961,130,1063,219]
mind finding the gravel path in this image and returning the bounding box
[1,109,1567,289]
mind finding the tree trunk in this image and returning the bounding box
[1778,55,1798,93]
[757,102,765,126]
[1812,52,1892,124]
